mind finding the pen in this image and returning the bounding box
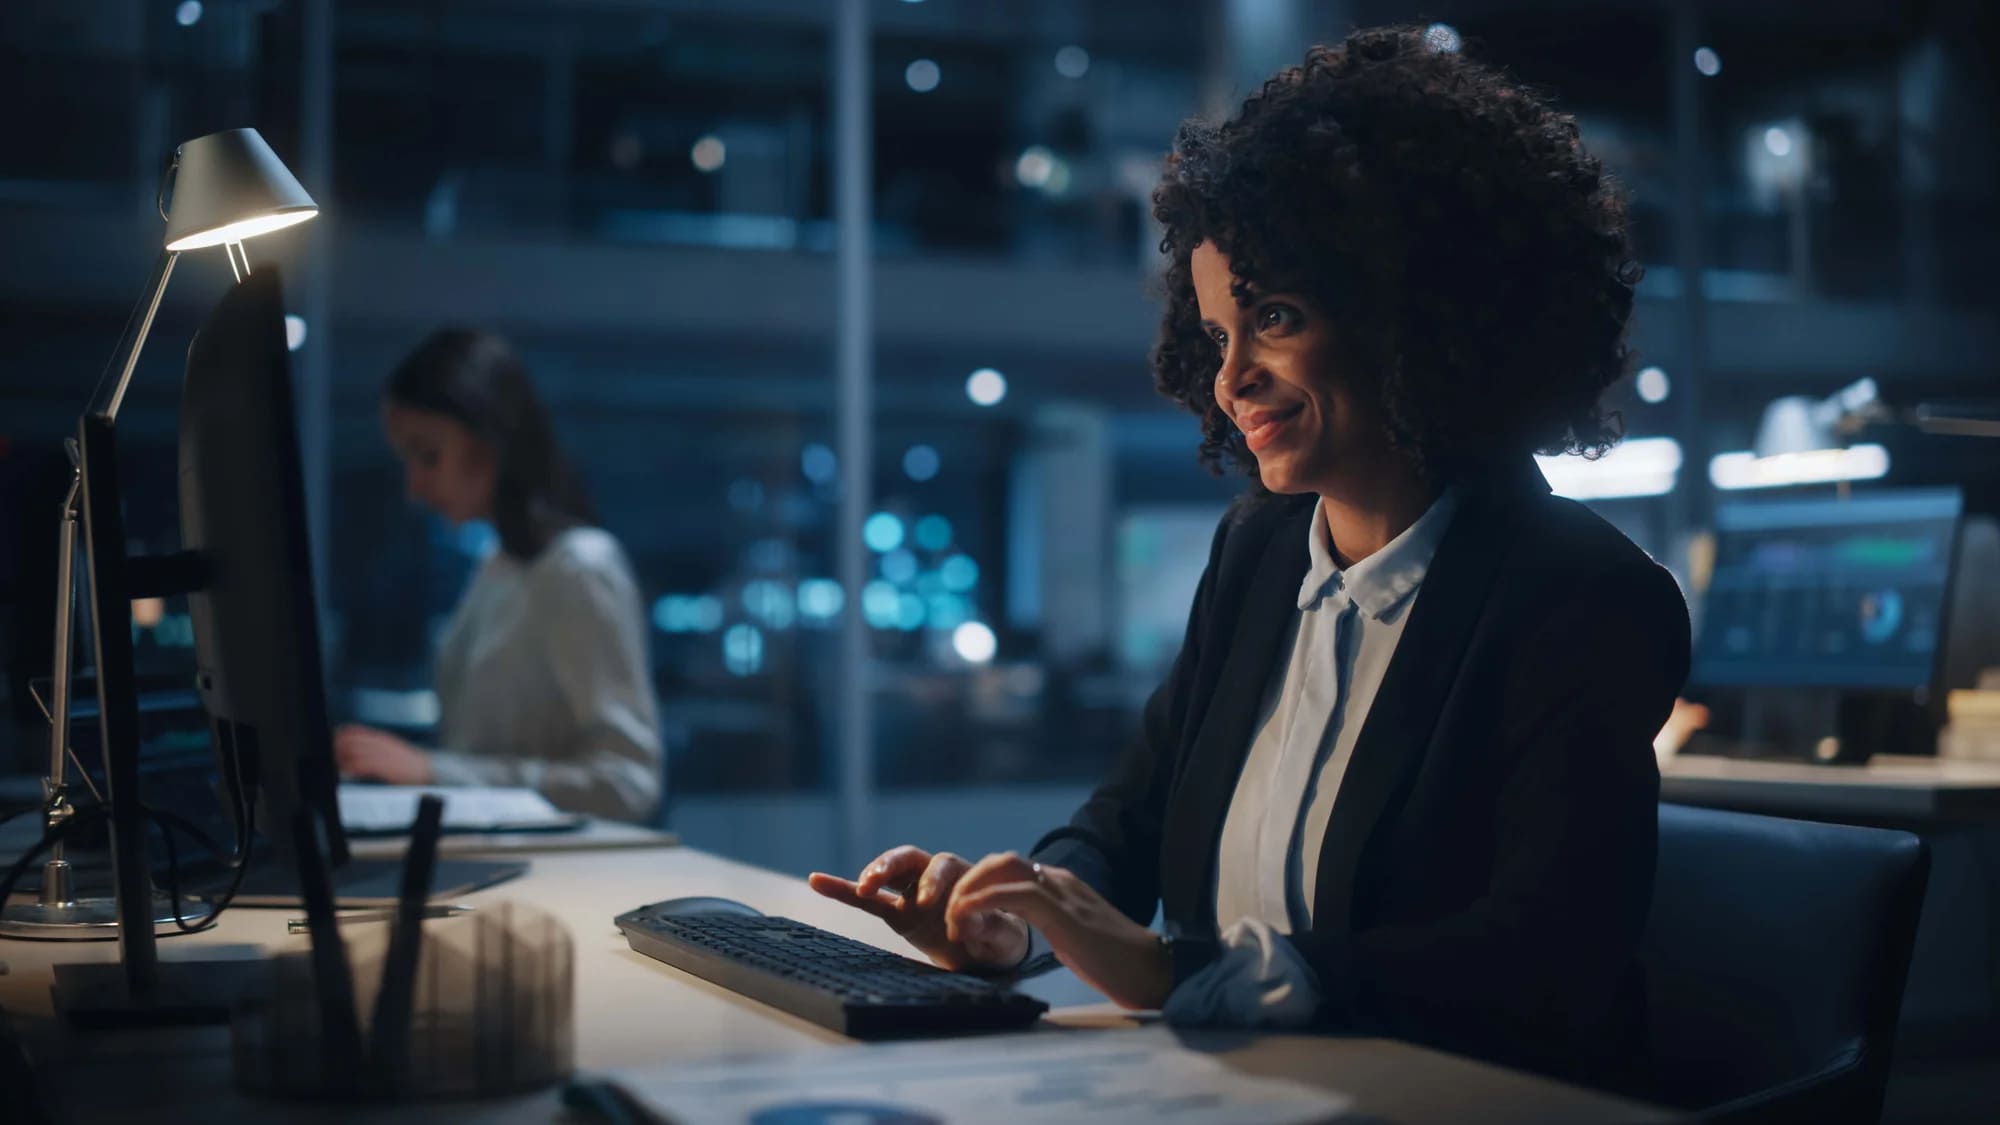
[286,903,474,934]
[292,809,366,1082]
[369,793,446,1091]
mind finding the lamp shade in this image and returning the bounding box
[162,128,318,252]
[1752,396,1832,459]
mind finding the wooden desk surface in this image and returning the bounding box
[1,844,1673,1124]
[1662,753,2000,823]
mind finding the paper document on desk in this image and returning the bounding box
[587,1027,1352,1124]
[337,784,581,835]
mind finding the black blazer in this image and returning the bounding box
[1033,460,1690,1091]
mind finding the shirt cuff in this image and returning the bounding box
[1161,918,1321,1028]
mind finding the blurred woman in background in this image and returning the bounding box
[334,329,663,823]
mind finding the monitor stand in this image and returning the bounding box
[51,958,270,1029]
[1822,691,1935,766]
[1734,687,1933,766]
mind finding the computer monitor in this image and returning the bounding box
[1690,488,1963,762]
[1693,489,1962,691]
[179,268,347,874]
[53,268,349,1024]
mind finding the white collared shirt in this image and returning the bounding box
[1167,489,1459,1026]
[428,527,663,822]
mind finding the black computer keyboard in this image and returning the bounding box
[614,903,1048,1039]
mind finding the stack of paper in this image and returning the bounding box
[337,784,580,835]
[578,1027,1351,1124]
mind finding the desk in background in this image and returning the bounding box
[1661,753,2000,824]
[0,841,1674,1124]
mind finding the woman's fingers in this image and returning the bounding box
[944,853,1051,942]
[335,736,384,777]
[805,871,859,898]
[914,852,969,909]
[805,872,902,922]
[948,851,1038,903]
[814,848,1046,973]
[946,881,1052,944]
[957,908,1031,967]
[855,845,934,898]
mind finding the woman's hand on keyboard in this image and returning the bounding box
[944,852,1173,1011]
[809,846,1031,972]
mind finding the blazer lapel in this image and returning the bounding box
[1160,500,1315,930]
[1310,463,1545,934]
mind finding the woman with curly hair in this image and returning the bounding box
[813,26,1687,1090]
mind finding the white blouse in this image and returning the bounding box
[428,527,663,822]
[1167,490,1459,1026]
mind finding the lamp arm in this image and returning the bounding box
[1910,402,2000,439]
[41,244,176,907]
[91,249,179,422]
[48,469,81,789]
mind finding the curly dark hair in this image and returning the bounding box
[1152,24,1642,488]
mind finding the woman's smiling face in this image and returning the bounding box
[1192,241,1390,497]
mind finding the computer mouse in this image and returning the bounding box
[649,895,764,918]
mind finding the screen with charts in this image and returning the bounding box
[1693,489,1962,690]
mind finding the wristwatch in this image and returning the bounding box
[1159,923,1221,982]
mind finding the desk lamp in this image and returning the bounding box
[0,128,317,939]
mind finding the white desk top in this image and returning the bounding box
[1662,753,2000,822]
[1,844,1673,1124]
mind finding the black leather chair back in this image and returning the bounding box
[1642,803,1929,1124]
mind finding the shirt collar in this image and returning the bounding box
[1299,488,1461,618]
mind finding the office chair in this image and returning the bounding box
[1642,803,1929,1124]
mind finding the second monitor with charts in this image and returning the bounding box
[1691,488,1964,761]
[1694,489,1962,691]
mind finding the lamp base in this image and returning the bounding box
[0,894,214,941]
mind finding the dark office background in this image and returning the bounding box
[2,6,1999,1103]
[5,0,1999,819]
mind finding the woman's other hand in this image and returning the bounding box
[808,846,1030,972]
[945,852,1172,1010]
[333,724,436,785]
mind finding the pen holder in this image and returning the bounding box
[232,900,574,1100]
